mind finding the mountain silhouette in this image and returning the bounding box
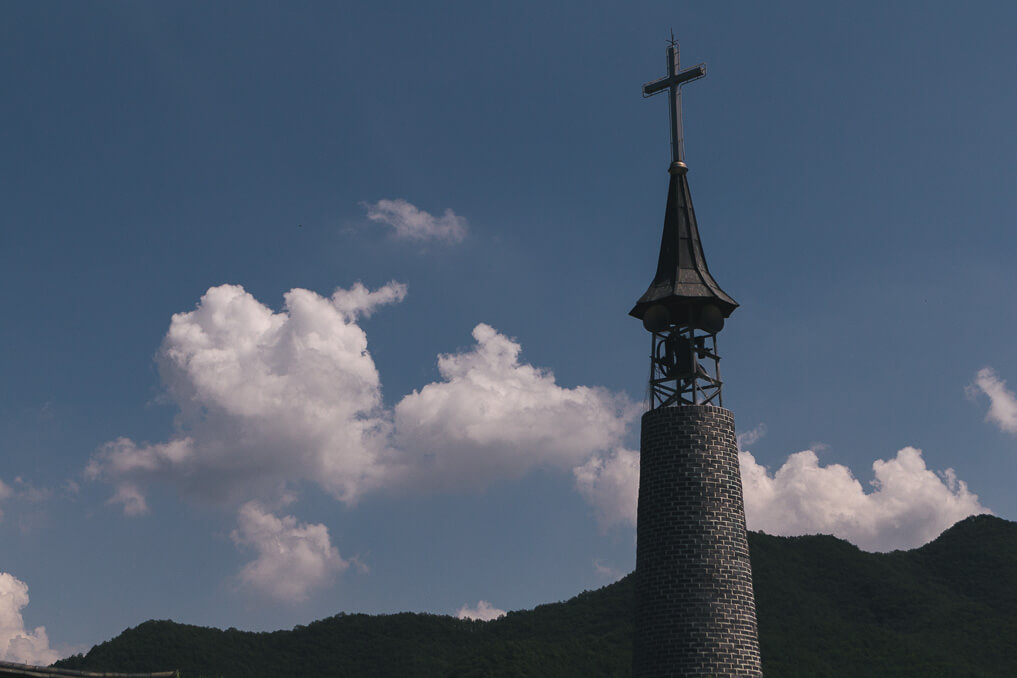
[56,514,1017,677]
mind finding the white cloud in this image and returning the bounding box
[87,282,407,511]
[0,572,59,665]
[0,478,55,524]
[456,600,505,621]
[330,281,410,319]
[364,199,468,243]
[574,441,988,552]
[89,285,635,515]
[736,423,767,449]
[969,367,1017,434]
[85,280,993,557]
[592,560,626,582]
[231,502,349,602]
[573,448,639,531]
[740,447,989,551]
[86,284,639,601]
[394,324,637,491]
[10,478,50,503]
[0,479,10,522]
[105,483,148,516]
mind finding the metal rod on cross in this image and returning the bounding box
[642,39,706,165]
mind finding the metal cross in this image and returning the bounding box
[643,37,706,165]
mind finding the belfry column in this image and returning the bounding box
[631,39,762,678]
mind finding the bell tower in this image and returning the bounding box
[631,37,763,678]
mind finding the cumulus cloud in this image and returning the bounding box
[0,572,59,665]
[739,446,988,551]
[968,367,1017,434]
[86,279,994,557]
[456,600,505,621]
[364,199,467,243]
[231,502,349,602]
[86,284,640,602]
[573,448,639,531]
[87,282,407,510]
[88,283,635,516]
[394,324,637,491]
[574,441,988,552]
[105,483,148,516]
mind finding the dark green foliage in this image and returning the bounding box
[56,515,1017,677]
[751,515,1017,677]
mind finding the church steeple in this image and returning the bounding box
[632,38,737,409]
[631,38,763,678]
[629,162,738,325]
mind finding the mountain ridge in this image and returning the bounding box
[57,514,1017,677]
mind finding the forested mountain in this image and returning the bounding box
[56,514,1017,677]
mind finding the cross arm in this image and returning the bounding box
[642,63,706,97]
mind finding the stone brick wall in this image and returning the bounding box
[634,405,762,677]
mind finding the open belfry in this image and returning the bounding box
[631,38,763,677]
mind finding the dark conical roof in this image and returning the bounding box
[630,163,738,322]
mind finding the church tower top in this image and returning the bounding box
[630,38,738,328]
[632,38,737,409]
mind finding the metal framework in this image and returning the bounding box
[648,322,722,409]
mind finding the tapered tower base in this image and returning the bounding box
[634,405,762,677]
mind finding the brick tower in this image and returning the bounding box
[630,39,762,678]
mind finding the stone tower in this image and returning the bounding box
[631,39,763,678]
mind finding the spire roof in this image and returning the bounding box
[629,163,738,322]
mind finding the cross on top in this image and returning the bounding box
[643,36,706,165]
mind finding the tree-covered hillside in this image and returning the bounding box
[57,515,1017,677]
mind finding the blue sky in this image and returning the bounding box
[2,0,1017,661]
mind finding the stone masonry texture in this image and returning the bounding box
[634,405,762,678]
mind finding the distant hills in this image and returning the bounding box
[56,514,1017,677]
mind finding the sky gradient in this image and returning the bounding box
[2,1,1017,661]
